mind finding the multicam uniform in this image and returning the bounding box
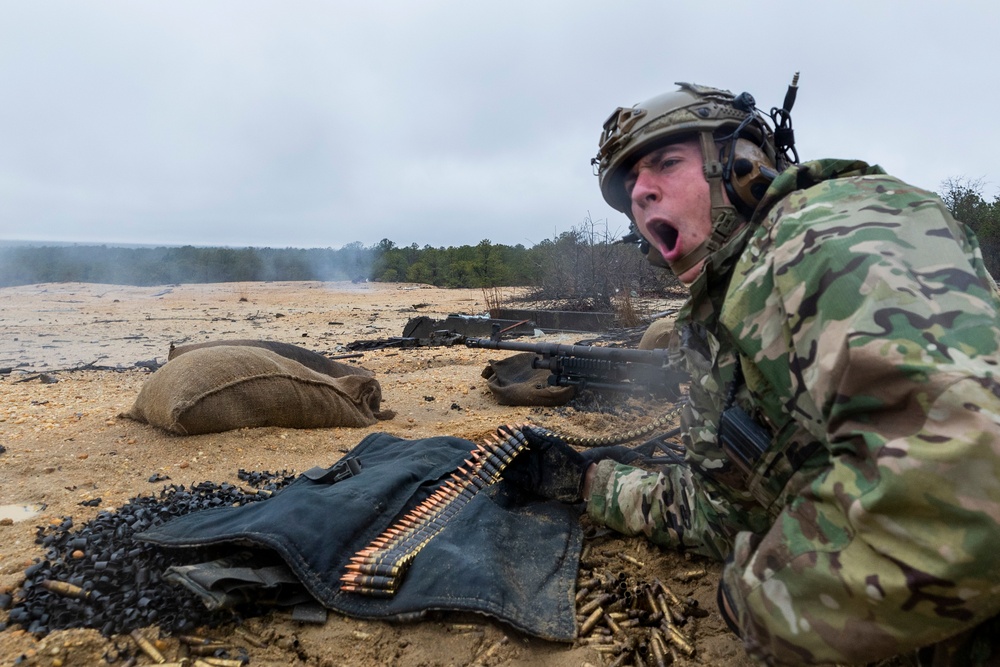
[585,159,1000,665]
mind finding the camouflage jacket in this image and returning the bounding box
[586,159,1000,665]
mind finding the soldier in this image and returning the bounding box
[505,79,1000,665]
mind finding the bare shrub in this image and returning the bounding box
[525,214,682,313]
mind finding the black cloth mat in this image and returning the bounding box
[137,432,583,641]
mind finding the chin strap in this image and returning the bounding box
[666,131,745,277]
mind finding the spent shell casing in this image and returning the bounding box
[579,592,614,616]
[178,635,216,645]
[649,630,668,667]
[187,643,233,656]
[654,577,682,606]
[662,621,696,656]
[40,579,90,600]
[233,626,266,648]
[579,607,604,636]
[130,629,166,664]
[618,552,645,567]
[609,648,635,667]
[199,658,248,667]
[656,593,677,627]
[644,586,660,614]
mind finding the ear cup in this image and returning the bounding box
[723,138,777,217]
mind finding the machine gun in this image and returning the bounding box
[465,337,687,399]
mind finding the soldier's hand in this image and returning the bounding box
[500,426,589,503]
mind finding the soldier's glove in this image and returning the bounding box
[501,426,589,503]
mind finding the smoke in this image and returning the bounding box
[0,242,378,287]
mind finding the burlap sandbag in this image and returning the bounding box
[169,339,372,378]
[481,352,575,407]
[638,318,675,350]
[124,346,392,435]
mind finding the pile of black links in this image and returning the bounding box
[4,469,296,637]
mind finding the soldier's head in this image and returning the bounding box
[592,80,797,282]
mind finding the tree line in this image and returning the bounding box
[0,218,680,309]
[940,178,1000,277]
[2,178,997,304]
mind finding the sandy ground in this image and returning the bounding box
[0,281,752,667]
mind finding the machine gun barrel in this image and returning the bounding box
[464,337,671,366]
[465,337,685,398]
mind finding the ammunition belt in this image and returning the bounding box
[554,401,685,447]
[340,424,529,597]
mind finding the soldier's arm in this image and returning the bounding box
[721,177,1000,664]
[584,458,750,561]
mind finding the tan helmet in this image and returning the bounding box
[593,80,798,276]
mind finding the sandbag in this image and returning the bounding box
[123,345,392,435]
[638,318,675,351]
[169,339,372,378]
[481,352,575,407]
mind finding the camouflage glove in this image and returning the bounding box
[502,426,588,503]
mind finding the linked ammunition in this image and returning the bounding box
[339,584,395,598]
[340,573,397,590]
[342,429,528,598]
[344,562,402,577]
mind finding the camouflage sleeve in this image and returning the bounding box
[720,174,1000,665]
[586,458,749,561]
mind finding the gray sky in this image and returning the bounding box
[1,1,997,250]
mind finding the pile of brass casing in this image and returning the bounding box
[574,568,704,666]
[340,425,529,598]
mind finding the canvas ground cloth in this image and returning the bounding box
[137,432,583,641]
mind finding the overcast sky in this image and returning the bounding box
[1,1,997,250]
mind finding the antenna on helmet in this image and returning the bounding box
[771,72,800,167]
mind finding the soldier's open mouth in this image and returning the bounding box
[648,221,678,253]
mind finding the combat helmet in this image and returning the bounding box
[593,77,799,275]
